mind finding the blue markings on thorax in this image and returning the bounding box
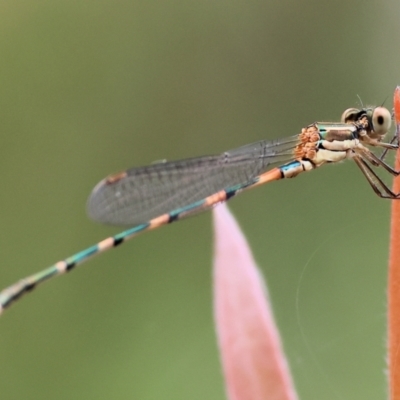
[279,160,301,174]
[316,123,357,141]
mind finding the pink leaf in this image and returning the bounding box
[213,203,298,400]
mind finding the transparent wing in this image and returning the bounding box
[87,135,299,226]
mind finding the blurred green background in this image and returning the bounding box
[0,1,399,399]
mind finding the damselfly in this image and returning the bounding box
[0,106,398,314]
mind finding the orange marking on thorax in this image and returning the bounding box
[295,125,319,159]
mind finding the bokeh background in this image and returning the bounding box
[0,1,399,399]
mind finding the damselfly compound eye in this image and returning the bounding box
[372,106,391,136]
[341,108,360,123]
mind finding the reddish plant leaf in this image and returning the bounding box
[389,86,400,400]
[213,204,297,400]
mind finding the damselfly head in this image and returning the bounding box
[341,106,391,138]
